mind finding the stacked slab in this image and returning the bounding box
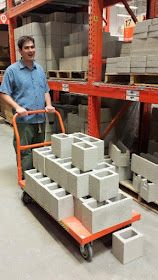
[25,132,133,234]
[106,18,158,75]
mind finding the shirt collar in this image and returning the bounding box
[18,59,37,70]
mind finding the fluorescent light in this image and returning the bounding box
[117,14,131,18]
[115,4,137,10]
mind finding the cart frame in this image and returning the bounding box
[12,110,141,262]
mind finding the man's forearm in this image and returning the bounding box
[45,92,52,106]
[0,93,20,110]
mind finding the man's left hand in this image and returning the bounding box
[45,105,55,112]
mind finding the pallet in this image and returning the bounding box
[104,73,130,84]
[130,73,158,86]
[120,180,158,214]
[105,73,158,87]
[48,70,87,80]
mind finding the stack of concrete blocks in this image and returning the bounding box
[108,141,131,182]
[67,112,81,133]
[112,227,143,264]
[102,33,122,59]
[25,132,134,235]
[14,22,46,71]
[120,42,131,57]
[131,153,158,202]
[106,18,158,75]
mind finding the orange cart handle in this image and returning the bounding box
[12,109,65,186]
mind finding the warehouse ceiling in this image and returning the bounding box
[24,0,147,16]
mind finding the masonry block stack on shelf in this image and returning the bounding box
[106,18,158,75]
[14,11,122,73]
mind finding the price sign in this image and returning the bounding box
[62,83,69,92]
[126,90,140,101]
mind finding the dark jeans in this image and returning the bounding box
[13,123,45,178]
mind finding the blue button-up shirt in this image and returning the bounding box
[0,60,49,123]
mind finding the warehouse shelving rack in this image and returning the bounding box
[4,0,157,143]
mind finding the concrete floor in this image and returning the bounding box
[0,121,158,280]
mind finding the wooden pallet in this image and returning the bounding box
[48,70,87,80]
[130,73,158,86]
[105,73,158,87]
[104,73,131,84]
[120,180,158,214]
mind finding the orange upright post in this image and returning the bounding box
[7,0,16,63]
[88,0,103,138]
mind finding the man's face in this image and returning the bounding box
[19,40,35,62]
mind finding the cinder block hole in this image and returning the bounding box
[120,229,137,240]
[28,169,37,175]
[43,151,52,156]
[84,137,98,143]
[83,195,92,199]
[58,158,71,164]
[56,190,66,197]
[74,133,86,138]
[109,193,126,202]
[78,142,92,149]
[89,200,109,208]
[65,163,75,169]
[58,134,68,139]
[95,163,110,170]
[73,169,87,175]
[73,137,82,143]
[34,174,43,180]
[96,170,112,178]
[47,184,58,191]
[40,179,51,185]
[38,147,50,152]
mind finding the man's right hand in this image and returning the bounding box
[15,106,28,116]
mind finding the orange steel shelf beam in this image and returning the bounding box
[8,0,50,18]
[48,80,158,104]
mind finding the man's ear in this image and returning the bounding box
[18,48,22,56]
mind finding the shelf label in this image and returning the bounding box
[62,83,69,92]
[126,90,140,101]
[0,13,8,25]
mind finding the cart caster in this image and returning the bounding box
[80,243,93,262]
[22,191,32,205]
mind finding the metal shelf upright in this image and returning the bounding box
[6,0,158,143]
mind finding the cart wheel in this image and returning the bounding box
[22,191,32,205]
[80,243,93,262]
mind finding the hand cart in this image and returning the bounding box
[13,109,141,262]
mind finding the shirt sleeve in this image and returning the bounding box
[0,67,14,96]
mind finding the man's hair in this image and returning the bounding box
[17,36,35,50]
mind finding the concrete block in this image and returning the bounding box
[58,162,76,189]
[82,191,132,233]
[42,182,61,213]
[132,173,142,193]
[93,161,115,172]
[146,67,158,73]
[51,133,73,158]
[67,168,91,198]
[74,196,96,221]
[147,60,158,67]
[148,31,158,38]
[73,132,88,139]
[89,169,119,202]
[45,156,71,183]
[31,22,45,36]
[104,155,113,164]
[82,136,104,162]
[45,21,62,35]
[131,153,158,183]
[140,178,158,202]
[109,142,130,167]
[32,146,52,170]
[115,165,132,181]
[24,170,44,201]
[152,18,158,25]
[48,188,74,221]
[72,142,98,172]
[112,227,143,264]
[149,24,158,32]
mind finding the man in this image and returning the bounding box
[0,35,55,178]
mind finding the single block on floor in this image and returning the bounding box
[112,227,143,264]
